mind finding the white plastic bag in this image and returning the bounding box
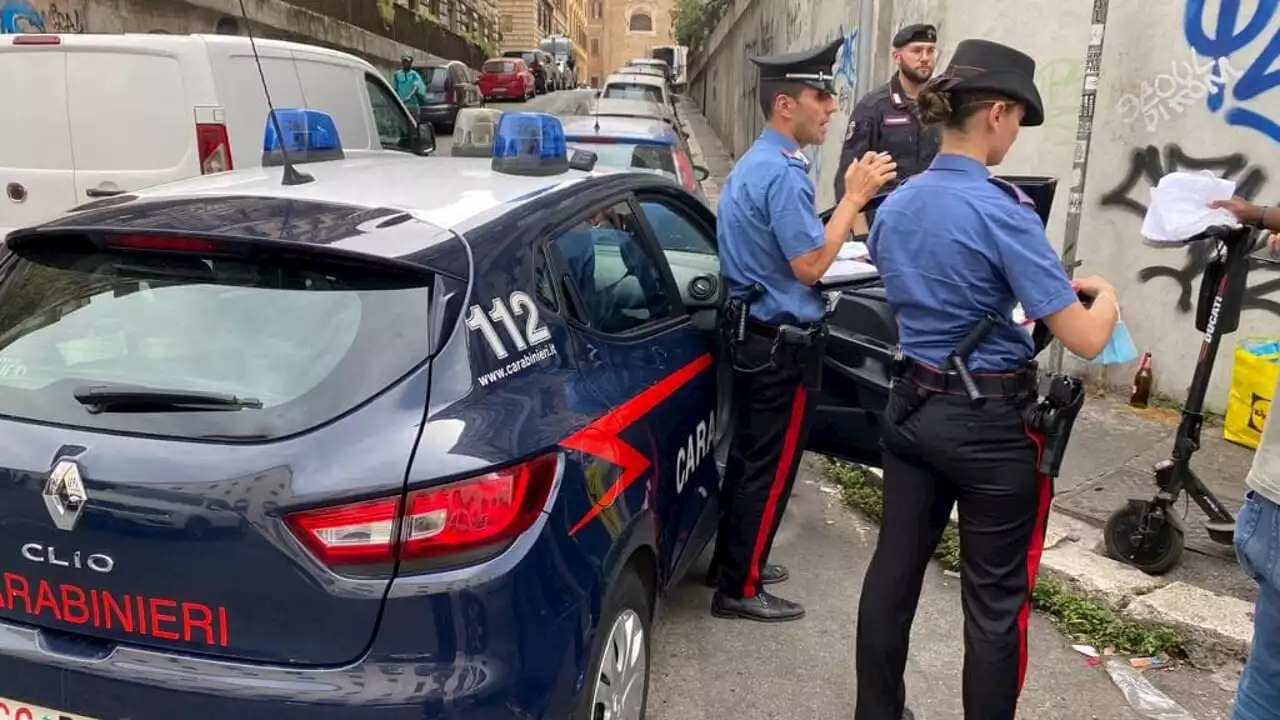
[1104,659,1196,720]
[1140,170,1239,246]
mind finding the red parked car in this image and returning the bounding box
[479,58,535,102]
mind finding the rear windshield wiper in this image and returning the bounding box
[73,384,264,414]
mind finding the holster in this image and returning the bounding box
[1022,372,1086,477]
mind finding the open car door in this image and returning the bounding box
[806,175,1060,467]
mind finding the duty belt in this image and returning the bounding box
[901,359,1037,400]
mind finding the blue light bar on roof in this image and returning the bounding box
[262,109,345,167]
[491,112,569,177]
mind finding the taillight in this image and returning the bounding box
[195,123,233,174]
[673,148,698,191]
[107,234,224,253]
[286,453,560,569]
[13,34,60,45]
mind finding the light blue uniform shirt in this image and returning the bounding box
[867,153,1077,372]
[717,128,827,324]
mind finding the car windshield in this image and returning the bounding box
[421,66,449,90]
[0,237,432,441]
[603,83,664,103]
[567,140,677,177]
[484,60,515,73]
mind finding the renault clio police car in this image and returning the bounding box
[0,108,890,719]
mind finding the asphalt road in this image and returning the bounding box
[431,89,597,156]
[647,455,1241,720]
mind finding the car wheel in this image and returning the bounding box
[573,569,651,720]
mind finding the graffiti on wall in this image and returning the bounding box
[1036,58,1085,141]
[740,12,777,145]
[0,0,85,33]
[834,25,858,115]
[1182,0,1280,143]
[1116,50,1240,133]
[1100,143,1280,316]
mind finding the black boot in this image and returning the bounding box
[704,563,789,588]
[710,590,805,622]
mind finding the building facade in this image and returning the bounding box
[584,0,673,87]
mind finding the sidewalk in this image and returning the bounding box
[674,96,1259,668]
[676,97,733,208]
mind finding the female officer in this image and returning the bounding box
[852,39,1120,720]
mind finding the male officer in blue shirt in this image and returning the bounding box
[706,38,897,622]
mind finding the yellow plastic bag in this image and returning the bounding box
[1224,337,1280,450]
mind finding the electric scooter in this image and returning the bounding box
[1104,223,1265,574]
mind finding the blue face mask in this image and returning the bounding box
[1091,313,1139,366]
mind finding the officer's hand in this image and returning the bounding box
[1207,196,1263,226]
[1070,275,1115,300]
[843,151,897,204]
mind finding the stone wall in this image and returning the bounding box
[689,0,1280,411]
[0,0,489,71]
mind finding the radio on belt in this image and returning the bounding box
[490,112,598,176]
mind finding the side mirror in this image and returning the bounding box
[415,121,437,156]
[692,165,710,182]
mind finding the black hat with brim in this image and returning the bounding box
[750,37,843,94]
[932,38,1044,127]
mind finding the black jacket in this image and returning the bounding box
[834,74,940,200]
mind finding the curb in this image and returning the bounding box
[674,98,721,204]
[856,464,1253,667]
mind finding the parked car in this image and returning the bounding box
[589,97,678,129]
[617,64,667,82]
[479,57,536,101]
[600,72,674,113]
[0,32,431,239]
[626,57,672,83]
[560,114,709,201]
[502,49,560,93]
[414,60,484,131]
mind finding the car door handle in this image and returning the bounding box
[86,188,124,198]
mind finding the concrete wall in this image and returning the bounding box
[690,0,1280,411]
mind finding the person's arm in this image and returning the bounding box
[1208,197,1280,251]
[834,97,877,201]
[992,207,1118,360]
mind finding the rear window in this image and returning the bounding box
[0,236,432,441]
[567,141,677,177]
[483,60,516,73]
[603,83,664,104]
[420,66,449,89]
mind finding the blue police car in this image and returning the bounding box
[0,109,896,719]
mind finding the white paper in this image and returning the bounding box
[1140,170,1239,245]
[821,258,879,285]
[837,241,870,261]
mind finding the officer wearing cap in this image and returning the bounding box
[834,23,942,201]
[706,38,896,623]
[852,40,1119,720]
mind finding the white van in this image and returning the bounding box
[1,33,433,236]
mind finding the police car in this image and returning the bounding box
[0,108,891,720]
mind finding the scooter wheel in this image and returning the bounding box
[1104,500,1185,575]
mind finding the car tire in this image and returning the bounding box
[572,568,652,720]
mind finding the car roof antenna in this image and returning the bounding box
[238,0,313,186]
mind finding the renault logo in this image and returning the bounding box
[43,459,88,532]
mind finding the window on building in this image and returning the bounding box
[628,12,652,32]
[590,38,599,56]
[592,0,602,19]
[500,13,513,31]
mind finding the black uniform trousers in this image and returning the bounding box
[855,377,1053,720]
[711,328,820,599]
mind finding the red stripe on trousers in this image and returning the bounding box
[1018,427,1054,695]
[743,384,808,598]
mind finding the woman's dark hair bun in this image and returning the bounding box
[916,84,953,125]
